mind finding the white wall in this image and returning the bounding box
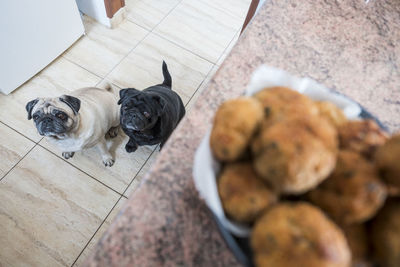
[75,0,111,28]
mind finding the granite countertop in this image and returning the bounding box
[85,0,400,266]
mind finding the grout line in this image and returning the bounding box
[126,17,217,65]
[96,31,152,84]
[0,121,45,182]
[215,28,241,66]
[184,27,240,109]
[197,0,249,21]
[0,121,39,144]
[121,145,158,197]
[61,13,153,87]
[126,18,153,32]
[71,195,124,267]
[139,0,243,66]
[0,143,37,182]
[99,0,184,85]
[158,6,241,118]
[38,144,124,197]
[155,11,241,110]
[184,63,217,109]
[183,27,240,109]
[151,31,216,65]
[61,57,104,82]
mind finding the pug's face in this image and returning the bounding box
[118,88,163,132]
[26,95,81,138]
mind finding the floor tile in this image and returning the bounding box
[0,123,35,178]
[40,131,155,194]
[125,0,180,31]
[217,31,240,66]
[0,57,101,142]
[154,0,241,63]
[0,146,120,266]
[63,15,149,77]
[124,150,159,197]
[186,64,220,112]
[74,197,127,267]
[198,0,251,20]
[107,33,213,104]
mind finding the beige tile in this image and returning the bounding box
[199,0,251,20]
[217,31,240,66]
[124,150,160,197]
[107,33,213,104]
[0,146,119,267]
[40,131,155,194]
[74,197,127,267]
[125,0,180,31]
[154,0,241,63]
[0,57,101,142]
[0,123,35,178]
[63,16,149,77]
[186,64,220,112]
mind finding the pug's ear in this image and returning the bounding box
[26,98,39,120]
[60,95,81,114]
[152,95,166,116]
[118,88,140,105]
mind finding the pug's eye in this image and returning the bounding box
[56,113,67,120]
[32,114,39,120]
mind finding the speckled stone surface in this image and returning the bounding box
[85,1,400,266]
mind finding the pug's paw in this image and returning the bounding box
[103,157,115,167]
[62,152,75,159]
[125,143,138,153]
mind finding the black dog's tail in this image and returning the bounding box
[162,61,172,88]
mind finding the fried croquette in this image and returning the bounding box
[342,224,372,267]
[316,101,347,128]
[252,117,336,194]
[309,150,387,225]
[251,202,351,267]
[375,134,400,193]
[218,162,277,224]
[254,87,319,129]
[371,199,400,267]
[210,97,263,161]
[338,120,387,159]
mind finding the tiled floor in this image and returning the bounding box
[0,0,249,266]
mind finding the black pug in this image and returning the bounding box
[118,61,185,153]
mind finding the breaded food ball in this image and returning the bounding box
[375,134,400,193]
[210,97,263,161]
[309,150,387,225]
[251,202,351,267]
[316,101,347,128]
[280,115,338,151]
[342,224,372,267]
[371,199,400,267]
[218,162,277,224]
[252,117,337,194]
[338,120,387,159]
[254,87,319,128]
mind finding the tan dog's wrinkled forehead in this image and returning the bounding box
[32,97,76,116]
